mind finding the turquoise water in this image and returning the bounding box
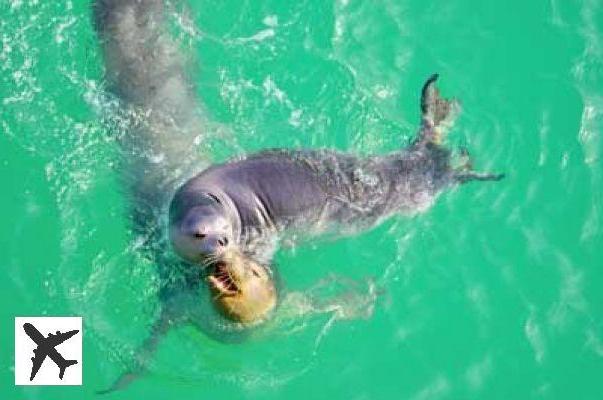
[2,0,602,399]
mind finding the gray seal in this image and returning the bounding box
[168,74,503,268]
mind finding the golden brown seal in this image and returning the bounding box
[206,249,277,324]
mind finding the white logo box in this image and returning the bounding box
[14,316,83,386]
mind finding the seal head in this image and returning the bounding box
[169,188,277,324]
[169,191,237,263]
[206,249,277,324]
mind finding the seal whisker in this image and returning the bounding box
[202,254,222,265]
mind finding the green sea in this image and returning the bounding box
[2,0,602,399]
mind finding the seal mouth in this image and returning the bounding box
[207,261,240,296]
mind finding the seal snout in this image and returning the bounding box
[193,231,230,258]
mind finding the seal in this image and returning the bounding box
[168,74,504,322]
[206,248,277,324]
[93,0,503,392]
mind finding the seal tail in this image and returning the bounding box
[416,74,461,145]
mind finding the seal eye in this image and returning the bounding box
[194,232,206,239]
[207,193,221,204]
[252,269,260,278]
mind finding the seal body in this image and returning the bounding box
[170,142,452,263]
[168,74,503,268]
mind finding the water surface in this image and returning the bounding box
[1,0,602,398]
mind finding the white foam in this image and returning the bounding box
[373,84,392,99]
[237,28,275,43]
[547,252,587,330]
[262,76,286,103]
[573,0,603,165]
[262,15,278,28]
[525,309,546,364]
[577,99,602,165]
[54,15,76,44]
[288,109,303,127]
[411,376,451,400]
[465,355,493,391]
[586,328,603,357]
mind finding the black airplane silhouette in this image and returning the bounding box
[23,322,79,381]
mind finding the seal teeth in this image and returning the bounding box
[208,264,239,294]
[222,274,238,292]
[208,275,235,294]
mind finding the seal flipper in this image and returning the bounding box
[454,171,505,184]
[97,305,180,394]
[417,74,461,145]
[451,147,505,184]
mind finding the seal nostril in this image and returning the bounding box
[217,237,228,246]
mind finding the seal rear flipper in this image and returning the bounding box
[417,74,461,145]
[450,147,505,184]
[97,305,180,394]
[454,171,505,184]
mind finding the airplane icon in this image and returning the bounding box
[23,322,79,381]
